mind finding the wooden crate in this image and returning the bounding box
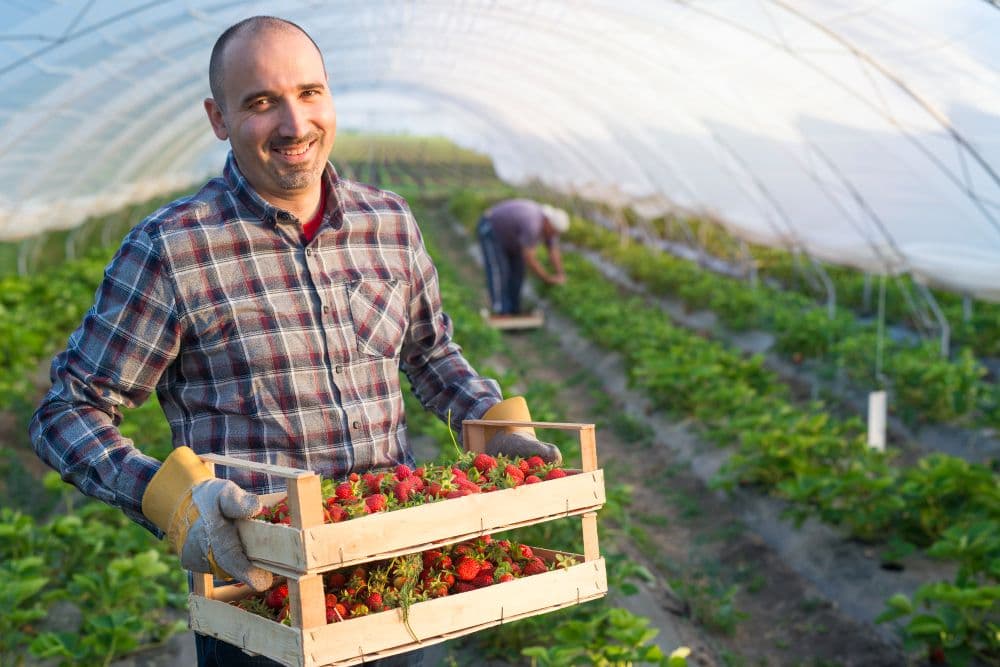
[201,420,605,576]
[480,308,545,330]
[189,419,607,666]
[190,548,607,667]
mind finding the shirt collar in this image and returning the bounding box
[222,151,342,228]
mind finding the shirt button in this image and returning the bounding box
[352,421,361,430]
[306,248,313,256]
[322,305,330,314]
[335,365,343,374]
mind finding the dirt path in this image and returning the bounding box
[426,208,914,666]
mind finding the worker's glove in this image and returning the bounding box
[480,396,562,465]
[142,447,273,592]
[485,431,562,464]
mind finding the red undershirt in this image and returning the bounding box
[301,183,328,243]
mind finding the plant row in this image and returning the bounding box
[564,212,995,428]
[445,190,998,663]
[630,210,1000,362]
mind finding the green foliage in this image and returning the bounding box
[0,502,186,665]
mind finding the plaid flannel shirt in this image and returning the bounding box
[29,154,502,534]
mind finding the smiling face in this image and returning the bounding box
[204,25,336,213]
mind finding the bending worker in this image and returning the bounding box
[477,198,570,316]
[29,15,558,667]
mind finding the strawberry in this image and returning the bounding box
[452,581,477,594]
[364,592,383,612]
[394,464,412,480]
[504,463,525,485]
[523,557,548,576]
[334,482,356,502]
[526,455,545,470]
[393,478,417,503]
[498,572,515,583]
[264,584,288,609]
[473,453,497,474]
[455,556,481,581]
[524,475,542,484]
[422,550,443,568]
[328,505,348,523]
[518,544,534,559]
[327,603,348,623]
[350,603,370,617]
[472,572,494,588]
[364,493,388,513]
[545,468,567,480]
[327,572,347,589]
[518,459,531,473]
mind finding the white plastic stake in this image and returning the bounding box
[867,390,886,451]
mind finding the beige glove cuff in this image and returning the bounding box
[141,446,213,546]
[482,396,537,443]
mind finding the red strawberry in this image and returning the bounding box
[327,603,348,623]
[423,550,443,568]
[327,572,347,589]
[523,557,548,576]
[498,573,515,583]
[413,466,426,478]
[426,482,443,498]
[328,505,348,523]
[518,544,534,559]
[472,572,494,588]
[518,459,531,473]
[525,475,542,484]
[364,493,388,513]
[334,481,356,501]
[473,453,497,474]
[264,584,288,609]
[393,479,414,503]
[455,556,481,581]
[504,464,524,485]
[545,468,567,480]
[364,592,383,612]
[526,455,545,470]
[452,582,477,594]
[394,464,412,480]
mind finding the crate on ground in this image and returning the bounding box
[188,419,607,667]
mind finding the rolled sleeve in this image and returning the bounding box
[29,228,181,534]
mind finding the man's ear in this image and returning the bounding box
[204,98,229,140]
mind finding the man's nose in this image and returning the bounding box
[278,100,310,138]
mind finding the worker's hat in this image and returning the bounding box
[541,204,570,233]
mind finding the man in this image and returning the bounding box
[477,198,570,316]
[29,16,558,667]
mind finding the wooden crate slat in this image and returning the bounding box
[190,554,607,667]
[240,470,605,573]
[189,596,302,667]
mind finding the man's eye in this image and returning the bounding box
[250,98,271,110]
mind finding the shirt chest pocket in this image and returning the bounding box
[346,279,409,359]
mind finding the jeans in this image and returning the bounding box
[477,216,525,315]
[195,633,425,666]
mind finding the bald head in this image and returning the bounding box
[209,16,326,111]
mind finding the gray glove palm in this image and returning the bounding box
[181,479,273,592]
[485,431,562,464]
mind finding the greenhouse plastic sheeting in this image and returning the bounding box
[1,1,999,299]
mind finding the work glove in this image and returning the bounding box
[481,396,562,465]
[142,446,273,592]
